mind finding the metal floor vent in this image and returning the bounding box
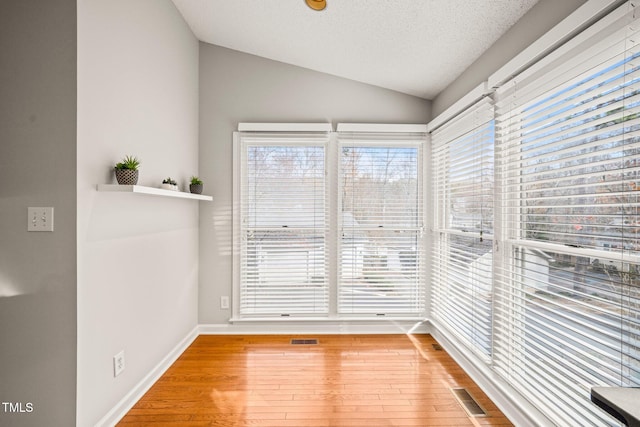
[432,343,443,351]
[290,339,319,345]
[451,388,487,417]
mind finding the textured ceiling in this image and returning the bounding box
[171,0,539,100]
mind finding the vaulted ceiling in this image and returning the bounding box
[171,0,539,100]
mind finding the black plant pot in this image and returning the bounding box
[115,169,139,185]
[189,184,203,194]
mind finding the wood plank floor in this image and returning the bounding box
[117,334,513,426]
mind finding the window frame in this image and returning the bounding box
[232,125,428,321]
[337,135,427,316]
[431,97,496,361]
[235,135,330,317]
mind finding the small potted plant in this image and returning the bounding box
[189,176,203,194]
[161,177,178,191]
[114,155,140,185]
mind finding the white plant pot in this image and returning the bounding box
[161,183,179,191]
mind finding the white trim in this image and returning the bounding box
[199,320,430,335]
[336,139,425,148]
[97,184,212,201]
[237,122,332,132]
[488,0,625,89]
[327,133,339,315]
[95,326,199,427]
[422,134,433,320]
[427,82,489,133]
[429,320,555,427]
[232,133,242,320]
[336,123,427,133]
[507,238,640,265]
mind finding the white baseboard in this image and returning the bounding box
[199,319,431,335]
[95,325,199,427]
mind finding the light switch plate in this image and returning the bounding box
[220,296,230,309]
[28,207,54,232]
[113,350,125,377]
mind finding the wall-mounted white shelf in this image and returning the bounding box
[97,184,212,201]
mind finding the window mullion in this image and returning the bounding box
[327,133,339,316]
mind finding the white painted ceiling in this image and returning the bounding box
[171,0,539,100]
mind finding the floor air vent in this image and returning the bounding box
[451,388,487,417]
[290,339,319,345]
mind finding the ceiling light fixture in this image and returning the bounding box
[305,0,326,11]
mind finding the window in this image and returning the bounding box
[234,125,427,319]
[431,97,495,359]
[492,2,640,425]
[430,3,640,425]
[235,131,329,316]
[338,132,426,315]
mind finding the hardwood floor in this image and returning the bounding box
[118,334,513,426]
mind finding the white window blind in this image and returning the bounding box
[431,97,495,359]
[237,132,329,316]
[234,127,427,320]
[338,133,426,315]
[494,2,640,425]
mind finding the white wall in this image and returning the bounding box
[198,44,431,324]
[0,1,77,426]
[77,0,199,425]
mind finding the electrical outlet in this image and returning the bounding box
[113,351,125,377]
[220,296,230,309]
[27,207,54,232]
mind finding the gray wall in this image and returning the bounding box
[0,0,77,426]
[77,0,200,425]
[433,0,588,116]
[198,43,431,324]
